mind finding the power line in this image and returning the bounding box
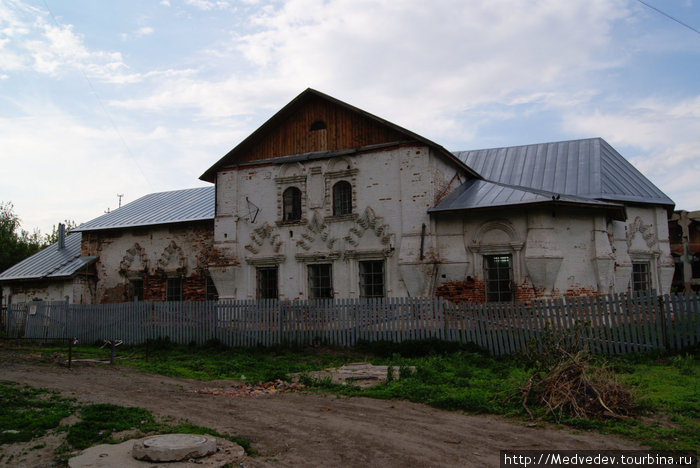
[41,0,154,191]
[635,0,700,35]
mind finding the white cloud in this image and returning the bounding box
[0,0,138,83]
[184,0,232,11]
[565,95,700,209]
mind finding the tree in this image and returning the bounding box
[0,202,43,273]
[43,220,78,246]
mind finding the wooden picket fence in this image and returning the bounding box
[3,291,698,355]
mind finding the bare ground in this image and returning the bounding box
[0,354,644,467]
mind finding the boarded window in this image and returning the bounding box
[128,279,144,302]
[283,187,302,221]
[484,254,512,302]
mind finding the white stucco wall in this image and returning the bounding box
[211,145,466,299]
[433,204,673,301]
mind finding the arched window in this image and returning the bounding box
[332,181,352,216]
[282,187,302,221]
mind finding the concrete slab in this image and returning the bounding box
[68,436,245,468]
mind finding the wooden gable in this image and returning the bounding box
[235,94,408,164]
[201,88,480,182]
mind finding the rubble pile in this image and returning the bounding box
[195,379,307,398]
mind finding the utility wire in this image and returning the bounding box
[635,0,700,35]
[41,0,154,192]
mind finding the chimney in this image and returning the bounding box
[58,223,65,250]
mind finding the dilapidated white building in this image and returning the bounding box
[200,89,675,302]
[1,89,675,305]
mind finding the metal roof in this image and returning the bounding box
[72,186,215,232]
[0,232,96,282]
[429,179,625,219]
[454,137,674,207]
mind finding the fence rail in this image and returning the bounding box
[2,292,698,355]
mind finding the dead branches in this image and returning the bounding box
[516,348,636,421]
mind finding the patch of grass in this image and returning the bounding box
[66,404,158,449]
[0,381,75,444]
[129,343,369,383]
[360,352,526,415]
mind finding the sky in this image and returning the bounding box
[1,0,699,235]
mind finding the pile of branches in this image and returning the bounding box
[515,348,636,421]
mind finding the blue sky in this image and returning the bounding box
[1,0,698,235]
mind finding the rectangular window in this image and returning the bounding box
[632,262,651,292]
[205,276,219,301]
[166,277,183,302]
[128,279,144,302]
[257,267,279,299]
[308,263,333,299]
[359,260,385,298]
[484,254,513,302]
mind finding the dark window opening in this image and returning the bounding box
[257,267,279,299]
[693,253,700,279]
[129,279,144,302]
[632,262,651,292]
[308,264,333,299]
[484,254,512,302]
[206,276,219,301]
[166,277,183,302]
[310,120,326,131]
[333,181,352,216]
[283,187,302,221]
[359,260,385,298]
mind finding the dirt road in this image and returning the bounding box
[1,358,643,467]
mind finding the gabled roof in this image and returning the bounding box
[0,232,95,282]
[200,88,480,182]
[429,179,626,220]
[72,186,214,233]
[454,137,674,207]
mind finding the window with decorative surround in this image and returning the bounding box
[282,187,302,222]
[632,262,651,292]
[308,263,333,299]
[484,254,513,302]
[332,180,352,216]
[257,266,279,299]
[359,260,385,298]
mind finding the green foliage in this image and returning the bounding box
[0,202,43,272]
[0,381,74,444]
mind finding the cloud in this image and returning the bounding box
[184,0,233,10]
[565,95,700,209]
[0,0,139,83]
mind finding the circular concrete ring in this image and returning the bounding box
[132,434,217,462]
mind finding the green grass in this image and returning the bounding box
[7,339,700,452]
[0,380,255,459]
[0,381,74,444]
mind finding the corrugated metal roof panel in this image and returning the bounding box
[0,232,92,281]
[73,186,214,232]
[454,138,673,206]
